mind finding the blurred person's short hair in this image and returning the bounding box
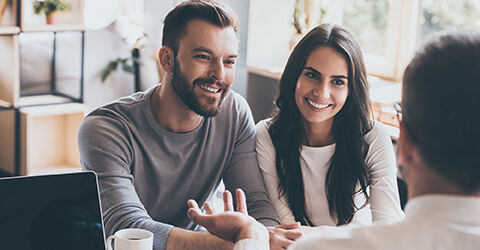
[402,31,480,193]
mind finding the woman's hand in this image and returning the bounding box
[268,222,303,249]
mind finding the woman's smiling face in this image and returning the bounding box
[294,46,349,128]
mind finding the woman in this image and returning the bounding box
[256,23,404,227]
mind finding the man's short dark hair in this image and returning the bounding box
[402,31,480,193]
[162,0,238,54]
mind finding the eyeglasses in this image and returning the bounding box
[393,102,402,123]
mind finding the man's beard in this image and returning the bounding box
[171,61,228,117]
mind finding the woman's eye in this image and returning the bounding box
[332,79,345,85]
[305,72,319,80]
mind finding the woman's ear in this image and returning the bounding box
[158,46,175,73]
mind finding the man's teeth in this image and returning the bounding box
[199,84,220,93]
[307,99,329,109]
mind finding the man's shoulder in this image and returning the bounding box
[215,90,252,122]
[81,86,157,135]
[220,90,250,112]
[86,86,156,122]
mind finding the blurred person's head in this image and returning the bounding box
[398,31,480,196]
[159,0,239,117]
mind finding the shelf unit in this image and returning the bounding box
[19,0,84,32]
[19,103,86,175]
[0,32,20,106]
[0,0,86,176]
[0,107,16,174]
[0,0,19,33]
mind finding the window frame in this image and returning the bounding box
[354,0,421,80]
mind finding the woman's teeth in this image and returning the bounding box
[307,99,329,109]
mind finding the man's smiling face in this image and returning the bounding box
[171,19,238,117]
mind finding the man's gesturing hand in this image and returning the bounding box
[187,189,269,244]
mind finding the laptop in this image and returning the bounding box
[0,171,106,250]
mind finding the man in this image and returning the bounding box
[78,1,279,249]
[188,31,480,249]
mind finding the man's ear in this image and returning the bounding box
[158,46,175,73]
[397,121,416,169]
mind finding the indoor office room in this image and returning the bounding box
[0,0,479,250]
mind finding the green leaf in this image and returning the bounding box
[100,61,119,82]
[32,0,70,15]
[122,64,134,73]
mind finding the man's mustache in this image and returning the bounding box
[194,77,227,89]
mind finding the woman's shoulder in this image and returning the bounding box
[364,120,391,145]
[255,118,273,135]
[255,118,276,149]
[363,120,396,171]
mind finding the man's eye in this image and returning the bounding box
[305,72,319,80]
[195,55,211,60]
[224,60,236,65]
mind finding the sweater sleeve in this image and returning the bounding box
[222,95,280,227]
[364,121,406,225]
[255,120,297,224]
[78,114,173,250]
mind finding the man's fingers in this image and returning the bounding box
[204,201,216,214]
[187,199,200,210]
[187,207,213,228]
[275,222,301,230]
[187,200,205,222]
[187,207,200,220]
[236,188,248,215]
[223,190,234,212]
[187,200,216,230]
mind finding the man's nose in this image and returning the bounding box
[208,60,225,81]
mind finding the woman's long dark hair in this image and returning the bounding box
[269,23,372,226]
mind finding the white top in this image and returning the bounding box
[255,119,404,226]
[233,239,267,250]
[233,195,480,250]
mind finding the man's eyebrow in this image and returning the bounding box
[192,47,213,54]
[192,47,238,58]
[304,66,348,79]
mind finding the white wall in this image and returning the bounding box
[82,0,251,111]
[83,27,136,111]
[247,0,296,70]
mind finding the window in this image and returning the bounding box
[343,0,389,65]
[342,0,418,80]
[418,0,480,45]
[341,0,480,80]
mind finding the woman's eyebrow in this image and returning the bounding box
[304,66,321,75]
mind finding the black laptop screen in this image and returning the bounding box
[0,172,105,250]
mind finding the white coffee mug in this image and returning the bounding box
[106,228,153,250]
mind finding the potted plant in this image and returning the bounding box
[291,0,326,50]
[32,0,70,25]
